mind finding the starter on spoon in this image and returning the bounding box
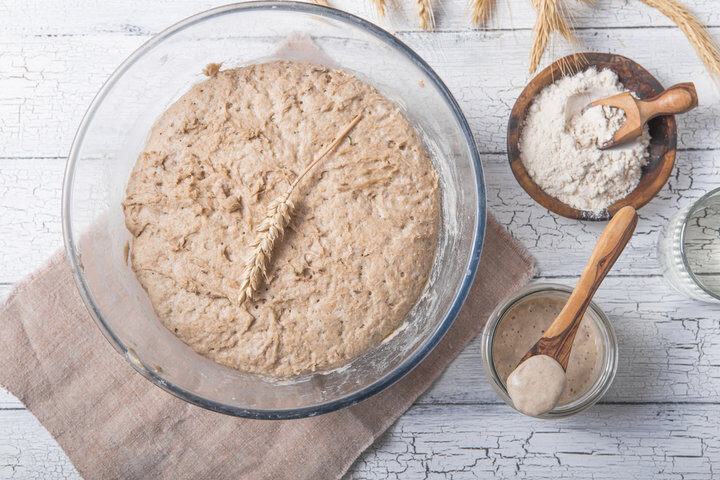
[506,206,638,416]
[507,354,567,416]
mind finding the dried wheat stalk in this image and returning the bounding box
[640,0,720,87]
[236,114,363,305]
[372,0,389,17]
[416,0,435,31]
[528,0,577,74]
[471,0,496,28]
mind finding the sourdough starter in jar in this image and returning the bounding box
[492,295,604,405]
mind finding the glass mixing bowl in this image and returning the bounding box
[62,1,485,419]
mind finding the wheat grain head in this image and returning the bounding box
[471,0,496,28]
[640,0,720,88]
[372,0,388,17]
[528,0,577,74]
[236,114,363,304]
[416,0,435,31]
[237,198,294,305]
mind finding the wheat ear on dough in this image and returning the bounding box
[236,113,363,305]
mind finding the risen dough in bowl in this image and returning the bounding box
[123,61,440,377]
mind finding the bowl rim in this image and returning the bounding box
[507,52,678,221]
[62,0,487,419]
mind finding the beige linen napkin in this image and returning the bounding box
[0,215,534,480]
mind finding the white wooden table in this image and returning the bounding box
[2,1,720,478]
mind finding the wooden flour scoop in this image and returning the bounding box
[519,206,638,370]
[589,82,698,149]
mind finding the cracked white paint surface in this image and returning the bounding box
[2,0,720,478]
[1,151,718,283]
[7,0,720,36]
[2,22,720,159]
[346,404,720,479]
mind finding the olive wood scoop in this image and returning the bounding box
[589,82,698,149]
[519,206,638,370]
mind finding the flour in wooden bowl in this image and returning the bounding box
[519,68,650,214]
[122,61,440,377]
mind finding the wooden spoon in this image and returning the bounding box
[589,82,698,149]
[519,206,638,370]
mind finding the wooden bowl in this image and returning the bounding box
[507,52,677,220]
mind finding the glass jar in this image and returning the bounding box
[481,283,618,418]
[658,187,720,302]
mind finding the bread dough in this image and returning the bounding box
[123,61,440,377]
[506,354,566,416]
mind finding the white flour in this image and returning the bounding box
[519,68,650,214]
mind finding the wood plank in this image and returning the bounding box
[486,148,719,277]
[418,275,720,404]
[1,28,719,159]
[0,159,64,284]
[1,274,719,410]
[0,284,17,408]
[0,389,21,410]
[346,403,720,479]
[1,404,719,479]
[405,29,720,155]
[0,410,79,479]
[0,286,20,410]
[0,149,716,285]
[5,0,720,35]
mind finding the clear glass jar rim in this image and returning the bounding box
[679,186,720,301]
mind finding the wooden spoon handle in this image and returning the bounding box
[638,82,698,121]
[522,206,638,368]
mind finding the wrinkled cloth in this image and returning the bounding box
[0,215,534,480]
